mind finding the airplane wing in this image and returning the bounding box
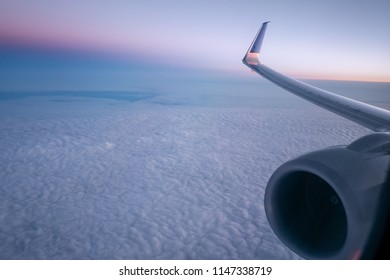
[242,22,390,132]
[244,22,390,260]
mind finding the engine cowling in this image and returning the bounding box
[264,133,390,259]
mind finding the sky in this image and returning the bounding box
[0,0,389,90]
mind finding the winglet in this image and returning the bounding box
[243,21,270,65]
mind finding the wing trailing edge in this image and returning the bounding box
[242,22,390,132]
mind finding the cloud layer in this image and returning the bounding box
[0,91,370,259]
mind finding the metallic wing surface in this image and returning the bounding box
[242,22,390,132]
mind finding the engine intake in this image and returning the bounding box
[265,133,390,259]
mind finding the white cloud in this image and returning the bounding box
[0,92,370,259]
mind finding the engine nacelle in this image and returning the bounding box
[265,133,390,259]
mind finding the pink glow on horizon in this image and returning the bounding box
[0,18,142,55]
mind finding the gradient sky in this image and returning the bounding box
[0,0,389,90]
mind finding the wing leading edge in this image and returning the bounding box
[243,22,390,132]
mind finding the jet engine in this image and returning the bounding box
[264,133,390,259]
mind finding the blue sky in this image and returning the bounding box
[0,0,389,90]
